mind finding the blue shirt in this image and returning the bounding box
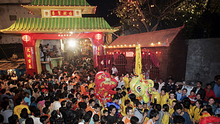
[24,95,31,106]
[176,92,182,101]
[171,111,191,124]
[213,84,220,97]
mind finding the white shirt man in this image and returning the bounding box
[117,77,125,88]
[111,66,118,75]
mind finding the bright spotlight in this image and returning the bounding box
[69,39,77,47]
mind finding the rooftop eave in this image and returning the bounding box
[0,29,119,34]
[23,5,97,15]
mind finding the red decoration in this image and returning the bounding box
[95,33,102,41]
[22,35,31,42]
[95,71,117,105]
[25,47,34,69]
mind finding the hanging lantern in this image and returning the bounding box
[22,35,31,42]
[95,33,102,41]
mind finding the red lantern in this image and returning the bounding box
[95,33,102,41]
[22,35,31,42]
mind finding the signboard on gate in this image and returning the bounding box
[25,47,34,69]
[42,9,82,18]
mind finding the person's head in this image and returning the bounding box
[208,97,215,105]
[169,92,175,99]
[93,114,99,123]
[61,100,67,107]
[72,98,77,105]
[130,116,139,124]
[82,95,89,103]
[196,81,202,88]
[33,109,41,117]
[103,110,108,117]
[76,92,81,99]
[182,88,187,95]
[155,104,161,111]
[83,112,92,123]
[1,101,9,111]
[206,83,212,90]
[25,117,34,124]
[94,104,101,113]
[149,110,159,120]
[40,115,49,124]
[43,107,49,115]
[161,89,166,96]
[196,93,201,100]
[177,88,182,94]
[163,104,169,112]
[20,108,28,119]
[190,90,195,96]
[15,97,23,105]
[174,103,183,114]
[112,95,119,103]
[195,100,203,108]
[126,106,134,117]
[172,100,178,107]
[108,105,116,115]
[45,101,51,108]
[173,115,185,124]
[8,115,18,124]
[182,100,191,109]
[136,102,143,110]
[153,83,159,91]
[129,93,136,101]
[24,92,30,97]
[78,102,87,110]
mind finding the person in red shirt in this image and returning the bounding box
[204,83,216,102]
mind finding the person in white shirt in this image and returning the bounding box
[53,96,61,111]
[117,76,125,88]
[111,64,118,75]
[32,109,41,124]
[1,101,13,124]
[158,78,165,93]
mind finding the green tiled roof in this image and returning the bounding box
[30,0,90,6]
[0,17,117,33]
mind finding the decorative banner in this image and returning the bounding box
[42,9,82,18]
[25,47,34,69]
[97,46,101,56]
[135,44,142,75]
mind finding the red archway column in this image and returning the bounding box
[93,33,103,67]
[22,34,38,76]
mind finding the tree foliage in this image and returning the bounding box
[114,0,209,32]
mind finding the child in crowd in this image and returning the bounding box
[188,90,196,104]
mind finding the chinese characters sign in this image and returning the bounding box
[42,10,81,18]
[25,47,34,69]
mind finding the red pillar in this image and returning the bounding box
[22,34,38,76]
[93,33,103,67]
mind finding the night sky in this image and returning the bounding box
[86,0,120,26]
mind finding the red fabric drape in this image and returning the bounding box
[149,51,160,68]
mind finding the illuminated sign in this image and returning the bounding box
[25,47,34,69]
[22,35,31,42]
[126,52,134,57]
[42,9,81,18]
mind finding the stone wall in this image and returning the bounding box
[185,38,220,86]
[0,4,39,44]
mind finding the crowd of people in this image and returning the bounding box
[0,63,220,124]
